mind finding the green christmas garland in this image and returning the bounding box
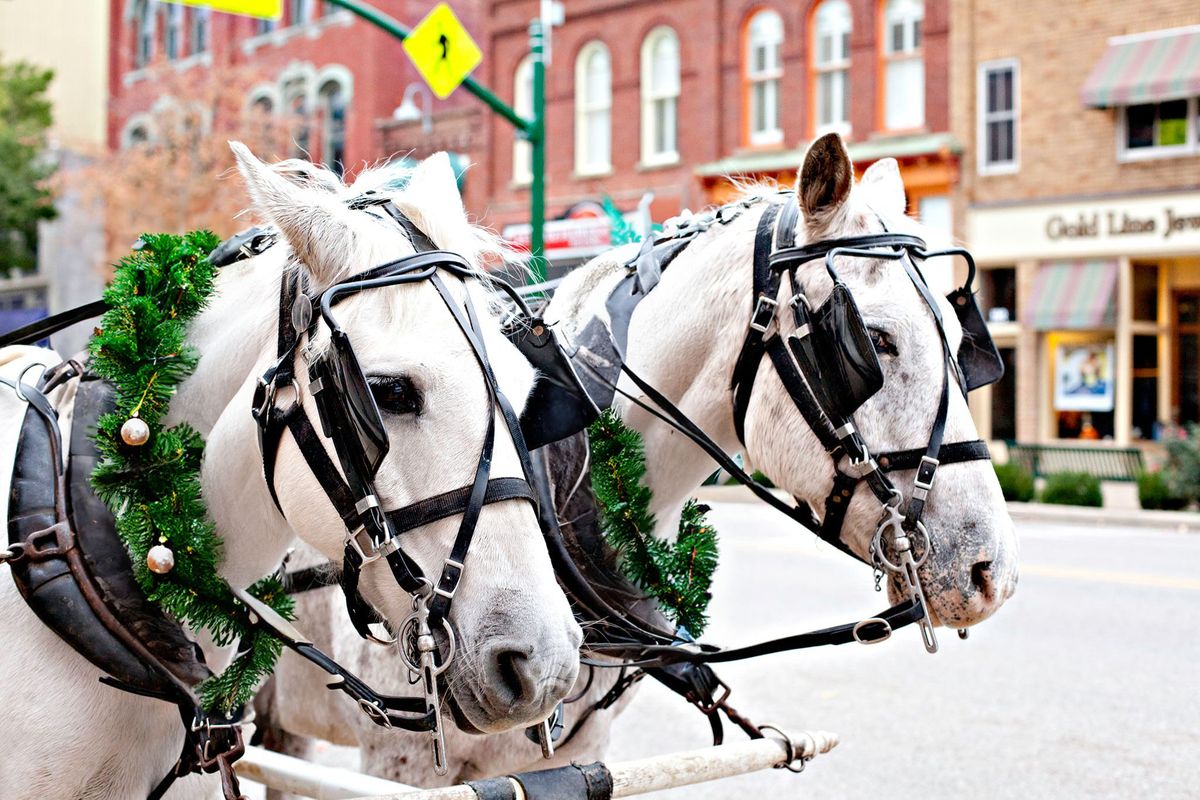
[588,410,719,635]
[88,231,294,714]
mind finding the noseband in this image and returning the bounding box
[252,198,541,770]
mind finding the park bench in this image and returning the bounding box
[1004,442,1145,482]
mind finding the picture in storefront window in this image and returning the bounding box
[1055,342,1115,413]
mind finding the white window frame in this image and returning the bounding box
[190,6,211,55]
[745,9,784,146]
[164,3,183,61]
[640,26,681,166]
[575,41,612,176]
[977,58,1019,175]
[133,0,156,69]
[813,0,852,136]
[290,0,313,27]
[1116,96,1199,162]
[883,0,924,131]
[512,55,534,185]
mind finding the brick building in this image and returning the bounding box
[479,0,958,267]
[950,3,1200,449]
[108,1,483,182]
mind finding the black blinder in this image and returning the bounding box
[809,283,885,417]
[312,329,390,477]
[507,317,600,450]
[946,287,1004,391]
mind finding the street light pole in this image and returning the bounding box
[528,17,547,283]
[322,0,546,279]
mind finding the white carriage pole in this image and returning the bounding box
[345,729,839,799]
[237,745,416,799]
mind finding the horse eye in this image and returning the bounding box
[869,328,899,357]
[369,376,423,415]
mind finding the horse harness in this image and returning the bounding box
[1,199,553,794]
[531,191,1004,683]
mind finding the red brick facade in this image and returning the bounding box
[479,0,953,235]
[107,1,484,177]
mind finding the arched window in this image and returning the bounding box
[163,3,182,60]
[282,77,310,158]
[190,7,210,55]
[813,0,851,134]
[319,79,348,176]
[512,55,534,184]
[133,0,155,69]
[575,41,612,175]
[883,0,924,130]
[640,26,680,165]
[744,9,783,145]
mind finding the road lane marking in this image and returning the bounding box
[728,540,1200,590]
[1019,564,1200,591]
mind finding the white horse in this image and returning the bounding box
[263,133,1020,787]
[0,145,581,799]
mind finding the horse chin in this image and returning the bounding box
[443,686,486,736]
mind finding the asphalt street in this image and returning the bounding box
[605,503,1199,799]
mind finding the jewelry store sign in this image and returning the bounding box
[969,193,1200,261]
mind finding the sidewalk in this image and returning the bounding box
[693,485,1200,534]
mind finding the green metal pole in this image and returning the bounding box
[323,0,546,280]
[528,19,547,283]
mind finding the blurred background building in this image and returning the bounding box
[0,0,109,355]
[951,3,1200,451]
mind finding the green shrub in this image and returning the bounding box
[1040,471,1103,507]
[1162,425,1200,504]
[993,462,1036,502]
[1136,470,1190,511]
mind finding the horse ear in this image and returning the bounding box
[230,140,356,285]
[798,133,854,222]
[403,152,468,229]
[861,158,906,218]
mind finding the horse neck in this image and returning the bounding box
[620,208,766,536]
[165,254,296,588]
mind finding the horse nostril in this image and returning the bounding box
[495,648,531,703]
[970,560,995,602]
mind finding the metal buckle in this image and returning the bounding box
[749,295,778,336]
[432,558,465,601]
[913,455,939,492]
[345,526,383,565]
[852,617,893,645]
[355,495,380,515]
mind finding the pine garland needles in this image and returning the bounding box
[588,409,719,635]
[88,231,294,714]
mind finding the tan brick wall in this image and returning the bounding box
[951,0,1200,217]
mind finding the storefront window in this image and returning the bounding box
[1053,338,1115,440]
[991,347,1017,441]
[980,266,1017,323]
[1133,264,1159,322]
[1133,334,1159,440]
[1176,292,1200,425]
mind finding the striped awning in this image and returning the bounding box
[1081,27,1200,107]
[1025,261,1118,330]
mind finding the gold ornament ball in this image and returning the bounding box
[120,416,150,446]
[147,544,176,574]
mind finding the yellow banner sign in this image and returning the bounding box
[403,3,482,99]
[165,0,282,20]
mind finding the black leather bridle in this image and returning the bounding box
[728,195,1001,652]
[251,198,543,771]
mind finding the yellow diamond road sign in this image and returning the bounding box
[403,3,483,100]
[166,1,282,20]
